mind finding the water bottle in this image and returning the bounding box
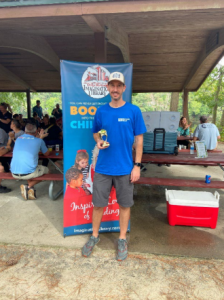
[55,144,60,156]
[190,143,194,154]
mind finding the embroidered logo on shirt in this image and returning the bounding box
[118,118,130,122]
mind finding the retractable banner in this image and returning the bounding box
[61,61,133,236]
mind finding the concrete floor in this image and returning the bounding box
[1,155,224,299]
[0,160,224,259]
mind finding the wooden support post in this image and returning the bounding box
[94,32,107,63]
[26,89,31,119]
[183,89,189,120]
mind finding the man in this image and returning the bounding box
[0,127,11,193]
[82,72,146,261]
[32,100,43,119]
[52,103,62,120]
[10,123,50,200]
[0,102,12,133]
[0,127,8,147]
[193,115,220,150]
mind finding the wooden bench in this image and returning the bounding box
[0,173,63,200]
[136,177,224,189]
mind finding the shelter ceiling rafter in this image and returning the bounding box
[0,31,60,72]
[184,28,224,91]
[0,64,36,91]
[82,15,130,63]
[1,1,224,19]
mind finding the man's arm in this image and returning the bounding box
[131,134,143,183]
[43,150,50,157]
[0,118,11,124]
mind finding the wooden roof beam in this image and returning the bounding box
[0,64,36,91]
[184,28,224,91]
[0,31,60,72]
[1,1,224,19]
[82,15,130,63]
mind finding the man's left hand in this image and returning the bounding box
[130,166,141,183]
[39,129,49,139]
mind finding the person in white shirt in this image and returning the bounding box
[193,116,220,150]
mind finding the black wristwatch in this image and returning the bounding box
[134,163,141,167]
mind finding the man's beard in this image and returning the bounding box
[111,93,121,101]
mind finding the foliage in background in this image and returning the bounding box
[1,64,224,136]
[132,93,170,112]
[0,92,26,116]
[31,93,62,116]
[133,65,224,131]
[0,92,62,117]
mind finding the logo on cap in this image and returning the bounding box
[112,73,120,79]
[108,72,125,84]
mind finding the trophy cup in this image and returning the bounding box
[98,129,110,147]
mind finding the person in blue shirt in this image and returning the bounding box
[82,72,146,261]
[32,100,43,119]
[193,115,220,150]
[10,122,50,200]
[177,116,192,148]
[177,116,191,136]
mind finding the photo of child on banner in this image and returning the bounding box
[63,147,119,228]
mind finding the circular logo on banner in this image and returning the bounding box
[82,65,110,99]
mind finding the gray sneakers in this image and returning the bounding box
[82,236,128,261]
[82,235,100,257]
[116,239,128,261]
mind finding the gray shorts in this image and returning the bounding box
[12,165,49,180]
[92,172,134,208]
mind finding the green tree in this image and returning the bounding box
[0,92,26,116]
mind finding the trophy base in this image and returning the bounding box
[103,142,110,147]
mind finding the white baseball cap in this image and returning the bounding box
[108,72,125,84]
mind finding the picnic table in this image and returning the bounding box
[141,152,224,166]
[137,152,224,189]
[177,136,193,141]
[2,150,63,200]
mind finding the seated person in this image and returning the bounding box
[40,116,50,130]
[193,115,220,150]
[42,117,62,168]
[33,112,41,128]
[177,116,191,148]
[178,117,191,136]
[8,119,24,147]
[0,102,12,133]
[0,127,11,193]
[10,123,50,200]
[13,114,19,120]
[0,127,8,148]
[0,119,24,174]
[43,117,62,147]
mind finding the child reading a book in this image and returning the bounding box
[74,150,91,194]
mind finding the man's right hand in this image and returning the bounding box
[97,139,109,150]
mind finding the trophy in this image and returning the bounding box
[98,129,110,147]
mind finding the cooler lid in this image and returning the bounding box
[165,189,219,207]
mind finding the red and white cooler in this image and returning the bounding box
[165,189,220,229]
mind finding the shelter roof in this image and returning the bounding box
[0,0,223,92]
